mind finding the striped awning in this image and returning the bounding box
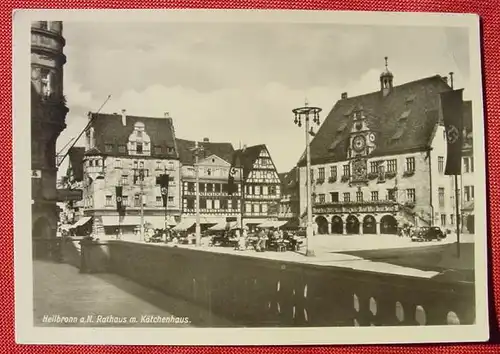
[172,217,221,231]
[69,217,92,229]
[258,220,288,229]
[101,216,176,228]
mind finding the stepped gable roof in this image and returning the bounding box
[67,147,85,181]
[176,138,234,165]
[232,144,268,179]
[88,112,179,159]
[298,75,456,166]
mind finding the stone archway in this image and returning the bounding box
[380,215,398,234]
[346,215,360,234]
[363,215,376,234]
[315,216,329,235]
[331,216,343,234]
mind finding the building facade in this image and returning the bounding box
[278,167,300,223]
[234,145,282,228]
[31,21,69,243]
[299,61,471,235]
[80,111,181,237]
[176,138,240,230]
[60,146,86,226]
[461,101,475,234]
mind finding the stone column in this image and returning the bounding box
[343,222,347,235]
[328,222,332,234]
[359,221,364,235]
[376,222,381,235]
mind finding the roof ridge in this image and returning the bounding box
[341,74,448,102]
[92,111,175,120]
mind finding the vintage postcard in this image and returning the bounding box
[13,9,488,345]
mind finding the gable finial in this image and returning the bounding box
[384,56,388,69]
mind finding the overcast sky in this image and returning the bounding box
[57,22,471,175]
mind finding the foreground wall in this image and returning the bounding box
[96,241,475,327]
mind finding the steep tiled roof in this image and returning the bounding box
[280,166,299,194]
[176,138,234,165]
[89,112,179,159]
[67,146,85,182]
[299,75,459,166]
[233,144,267,179]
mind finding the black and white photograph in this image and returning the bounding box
[14,10,488,345]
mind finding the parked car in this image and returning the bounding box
[411,226,446,242]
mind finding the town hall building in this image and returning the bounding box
[299,59,472,235]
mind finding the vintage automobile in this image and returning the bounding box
[411,226,446,242]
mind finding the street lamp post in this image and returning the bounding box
[190,141,204,246]
[292,101,322,257]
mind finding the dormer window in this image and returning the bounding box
[39,21,48,30]
[137,130,142,138]
[136,143,143,154]
[118,145,126,153]
[105,144,113,153]
[154,146,162,154]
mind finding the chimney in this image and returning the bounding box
[121,109,127,126]
[203,137,209,142]
[164,112,170,118]
[442,76,448,84]
[341,92,348,100]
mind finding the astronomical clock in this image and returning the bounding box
[348,106,377,186]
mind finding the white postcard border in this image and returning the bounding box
[13,9,489,345]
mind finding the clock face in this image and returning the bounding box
[352,135,366,152]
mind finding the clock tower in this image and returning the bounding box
[348,105,377,186]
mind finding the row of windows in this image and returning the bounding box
[104,143,174,155]
[312,157,417,179]
[245,203,269,213]
[186,183,280,196]
[118,173,175,185]
[245,185,279,196]
[87,159,175,171]
[105,195,174,207]
[186,182,230,193]
[316,188,416,204]
[185,198,239,210]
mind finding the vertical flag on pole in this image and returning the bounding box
[440,89,464,175]
[228,152,240,196]
[116,186,125,216]
[116,186,123,211]
[157,174,170,207]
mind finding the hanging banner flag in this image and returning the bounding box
[228,152,240,196]
[116,186,124,213]
[440,89,464,175]
[157,174,170,207]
